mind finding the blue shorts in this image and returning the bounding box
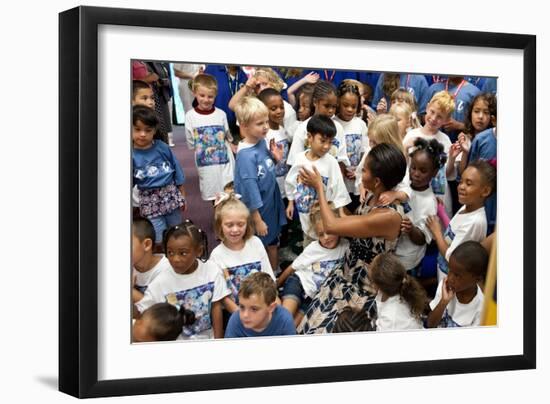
[281,274,313,313]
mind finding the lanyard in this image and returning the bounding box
[445,79,466,99]
[404,74,411,90]
[226,69,240,96]
[324,70,336,82]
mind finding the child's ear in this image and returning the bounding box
[481,184,492,199]
[143,238,153,252]
[268,301,277,314]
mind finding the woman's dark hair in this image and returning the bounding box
[257,87,282,105]
[162,220,209,261]
[466,159,497,196]
[464,92,497,136]
[310,80,337,114]
[382,73,401,98]
[337,81,362,114]
[306,115,337,139]
[332,307,374,333]
[409,137,447,171]
[366,143,407,190]
[143,303,195,341]
[369,253,428,318]
[132,105,168,144]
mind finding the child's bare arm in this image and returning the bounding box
[426,215,449,257]
[427,279,455,328]
[286,72,319,107]
[251,209,268,237]
[228,77,256,111]
[276,265,295,288]
[222,296,238,313]
[379,190,409,205]
[211,300,224,338]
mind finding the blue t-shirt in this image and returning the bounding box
[357,71,381,91]
[466,76,487,90]
[225,305,296,338]
[468,128,497,234]
[313,69,358,88]
[371,73,428,109]
[481,77,497,95]
[204,65,248,128]
[132,140,185,190]
[234,141,287,245]
[419,79,480,142]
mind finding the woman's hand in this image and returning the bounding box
[299,166,323,191]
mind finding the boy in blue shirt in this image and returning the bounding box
[225,272,296,338]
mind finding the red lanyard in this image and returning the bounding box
[324,70,336,82]
[445,79,466,99]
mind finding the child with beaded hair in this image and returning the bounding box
[185,73,235,201]
[403,90,456,218]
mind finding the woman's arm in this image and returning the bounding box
[300,166,402,240]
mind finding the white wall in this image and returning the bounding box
[1,1,546,403]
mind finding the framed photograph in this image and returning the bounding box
[59,5,536,399]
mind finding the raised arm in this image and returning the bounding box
[228,76,257,111]
[286,72,319,107]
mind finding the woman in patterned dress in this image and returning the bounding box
[296,143,407,334]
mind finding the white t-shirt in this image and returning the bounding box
[209,236,275,301]
[135,260,231,339]
[283,100,297,133]
[286,119,302,142]
[293,239,349,298]
[265,127,290,198]
[375,293,423,331]
[286,117,350,167]
[184,107,235,201]
[395,186,438,270]
[437,205,487,281]
[285,151,351,239]
[133,255,171,294]
[403,128,453,217]
[429,281,484,327]
[334,116,369,193]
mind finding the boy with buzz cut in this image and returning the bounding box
[131,217,171,311]
[285,115,351,247]
[427,240,489,328]
[225,272,296,338]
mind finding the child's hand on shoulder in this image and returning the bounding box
[379,190,397,205]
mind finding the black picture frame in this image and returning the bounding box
[59,5,536,399]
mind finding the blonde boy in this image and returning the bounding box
[184,73,235,201]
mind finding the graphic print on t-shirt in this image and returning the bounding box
[431,165,447,195]
[275,139,290,177]
[166,282,215,337]
[440,310,461,327]
[437,225,456,274]
[294,176,329,214]
[193,125,228,167]
[345,133,362,167]
[223,261,262,302]
[311,257,345,291]
[134,161,173,181]
[329,138,340,158]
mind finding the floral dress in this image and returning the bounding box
[297,195,404,334]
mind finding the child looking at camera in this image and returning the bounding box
[132,105,187,245]
[427,241,488,328]
[285,115,351,245]
[225,272,296,338]
[278,202,349,325]
[209,193,275,306]
[185,74,235,201]
[135,221,232,339]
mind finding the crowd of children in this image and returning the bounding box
[131,64,497,342]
